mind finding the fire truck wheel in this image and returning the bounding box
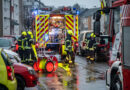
[111,74,122,90]
[45,61,54,73]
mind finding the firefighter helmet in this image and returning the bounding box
[90,33,95,38]
[22,31,27,36]
[67,30,73,36]
[28,31,33,38]
[28,31,32,35]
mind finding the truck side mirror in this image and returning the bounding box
[94,21,100,36]
[102,7,110,14]
[93,11,101,21]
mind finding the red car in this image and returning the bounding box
[4,49,38,90]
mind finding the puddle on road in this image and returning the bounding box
[85,63,105,83]
[38,65,79,90]
[37,60,105,90]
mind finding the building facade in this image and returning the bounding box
[2,0,11,36]
[0,0,20,36]
[12,0,20,35]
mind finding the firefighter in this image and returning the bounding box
[24,31,34,62]
[65,30,74,65]
[18,31,27,62]
[86,33,96,63]
[28,31,36,60]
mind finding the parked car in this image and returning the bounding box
[0,48,17,90]
[0,38,16,51]
[4,49,38,90]
[3,35,20,44]
[78,30,93,55]
[3,35,20,52]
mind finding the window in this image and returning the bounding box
[114,7,120,34]
[123,27,130,67]
[1,51,11,66]
[0,39,11,47]
[79,33,84,41]
[85,32,91,39]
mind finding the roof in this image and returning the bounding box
[80,8,100,18]
[4,49,18,56]
[80,30,93,34]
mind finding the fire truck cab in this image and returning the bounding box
[94,0,130,90]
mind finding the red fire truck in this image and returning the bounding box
[94,0,130,90]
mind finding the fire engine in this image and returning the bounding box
[34,8,79,60]
[31,7,79,71]
[94,0,130,90]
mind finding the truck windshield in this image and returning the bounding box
[123,27,130,67]
[49,16,65,43]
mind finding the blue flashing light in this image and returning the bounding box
[76,10,80,15]
[73,8,76,10]
[33,10,38,15]
[34,10,38,15]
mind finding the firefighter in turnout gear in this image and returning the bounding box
[86,33,96,63]
[65,30,75,66]
[24,31,34,63]
[18,31,27,62]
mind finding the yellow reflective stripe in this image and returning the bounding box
[89,48,94,50]
[35,15,40,42]
[66,21,74,31]
[76,15,78,41]
[65,15,74,32]
[39,19,49,41]
[90,58,94,60]
[37,16,45,40]
[36,15,49,42]
[37,16,44,32]
[37,16,45,35]
[40,27,49,42]
[66,16,74,26]
[66,26,69,30]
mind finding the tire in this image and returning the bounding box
[16,75,25,90]
[110,74,122,90]
[0,84,8,90]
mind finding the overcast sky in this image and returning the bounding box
[41,0,100,8]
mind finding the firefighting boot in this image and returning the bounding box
[86,56,90,62]
[90,57,94,64]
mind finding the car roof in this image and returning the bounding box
[80,30,93,34]
[4,49,18,56]
[0,37,13,42]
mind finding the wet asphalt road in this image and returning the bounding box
[25,54,109,90]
